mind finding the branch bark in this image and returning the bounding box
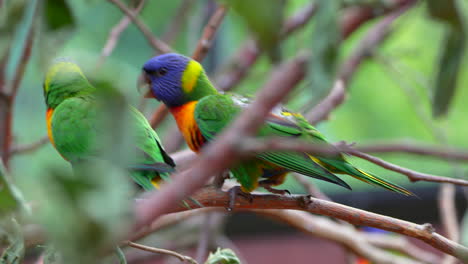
[165,186,468,261]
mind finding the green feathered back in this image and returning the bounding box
[194,93,412,195]
[45,61,174,190]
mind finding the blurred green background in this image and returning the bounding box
[6,0,467,196]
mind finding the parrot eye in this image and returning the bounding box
[156,67,168,77]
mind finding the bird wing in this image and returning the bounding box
[194,94,351,190]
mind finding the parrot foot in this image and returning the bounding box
[259,180,291,195]
[262,185,291,195]
[226,186,253,211]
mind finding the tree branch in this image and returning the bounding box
[191,5,228,62]
[9,136,49,156]
[106,0,172,53]
[306,3,413,124]
[148,4,228,129]
[214,2,317,91]
[165,186,468,261]
[239,138,468,186]
[125,241,197,264]
[97,0,146,68]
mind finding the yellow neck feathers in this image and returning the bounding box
[181,60,202,93]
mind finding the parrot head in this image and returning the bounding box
[141,53,217,107]
[43,59,92,109]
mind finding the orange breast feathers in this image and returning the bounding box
[169,101,206,152]
[46,108,55,147]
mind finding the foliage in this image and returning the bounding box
[0,0,468,263]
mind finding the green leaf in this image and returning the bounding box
[226,0,285,61]
[205,248,240,264]
[0,161,27,215]
[309,1,341,102]
[432,28,466,117]
[44,0,75,30]
[427,0,466,117]
[0,218,24,264]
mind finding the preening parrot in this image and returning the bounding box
[43,59,175,190]
[140,53,412,196]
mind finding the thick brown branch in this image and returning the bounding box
[168,186,468,261]
[191,5,228,62]
[106,0,172,53]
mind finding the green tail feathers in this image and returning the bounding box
[317,157,413,196]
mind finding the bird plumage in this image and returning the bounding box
[44,60,175,190]
[142,53,412,195]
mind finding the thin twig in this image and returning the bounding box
[239,137,468,184]
[363,233,442,263]
[148,4,228,129]
[346,148,468,186]
[215,2,316,91]
[306,4,413,124]
[9,136,49,156]
[106,0,172,53]
[125,241,198,264]
[191,5,227,62]
[97,0,146,68]
[293,173,332,201]
[161,0,195,44]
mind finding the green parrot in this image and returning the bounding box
[44,59,175,190]
[140,53,412,196]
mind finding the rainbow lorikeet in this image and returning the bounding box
[140,53,412,196]
[43,59,175,190]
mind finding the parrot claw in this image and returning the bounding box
[262,185,291,195]
[226,186,253,211]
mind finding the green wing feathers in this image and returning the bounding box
[316,157,413,195]
[195,93,413,195]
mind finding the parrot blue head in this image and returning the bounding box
[142,53,217,107]
[142,53,190,107]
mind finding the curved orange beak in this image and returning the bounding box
[137,72,154,98]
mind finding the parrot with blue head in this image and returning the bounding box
[140,53,412,196]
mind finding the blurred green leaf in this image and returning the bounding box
[427,0,466,117]
[432,29,466,117]
[0,161,27,215]
[427,0,463,27]
[0,218,24,264]
[225,0,285,61]
[44,0,75,30]
[309,1,341,102]
[205,248,240,264]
